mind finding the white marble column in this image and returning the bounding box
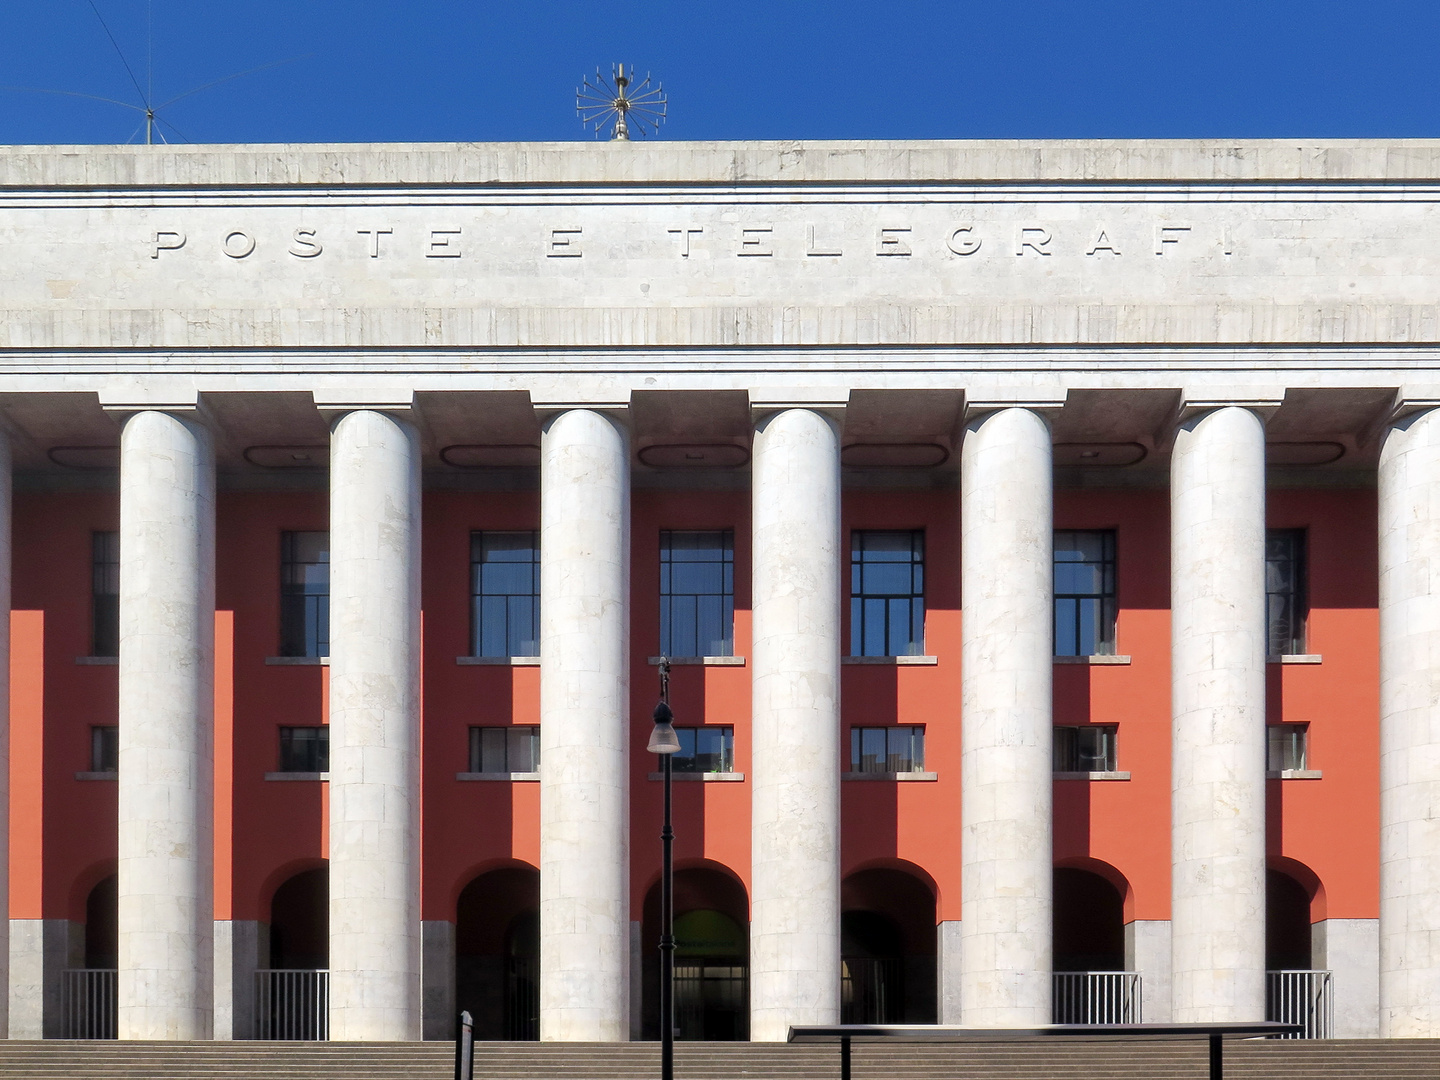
[750,408,841,1042]
[1170,405,1267,1022]
[538,409,630,1042]
[328,409,422,1041]
[117,409,215,1040]
[1379,405,1440,1037]
[959,407,1054,1026]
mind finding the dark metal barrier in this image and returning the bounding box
[455,1009,474,1080]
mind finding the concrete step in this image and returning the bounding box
[0,1039,1435,1080]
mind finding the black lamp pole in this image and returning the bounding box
[649,659,679,1080]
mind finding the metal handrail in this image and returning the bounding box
[1053,971,1142,1024]
[1266,969,1332,1039]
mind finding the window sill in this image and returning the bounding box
[1268,769,1323,780]
[265,656,329,666]
[264,771,328,781]
[75,771,116,781]
[456,771,540,782]
[74,656,118,666]
[1055,771,1131,781]
[842,771,938,782]
[843,655,938,666]
[1269,654,1322,665]
[1054,655,1131,666]
[456,656,540,666]
[647,771,745,782]
[647,656,746,666]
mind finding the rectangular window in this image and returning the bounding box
[90,725,118,773]
[849,726,926,774]
[1054,530,1118,657]
[671,726,734,774]
[469,725,541,774]
[280,531,330,658]
[91,531,119,657]
[278,726,329,773]
[1266,529,1308,657]
[850,530,925,657]
[1053,725,1119,773]
[1268,723,1309,773]
[660,530,735,657]
[471,532,540,658]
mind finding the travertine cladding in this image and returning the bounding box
[1170,406,1267,1023]
[328,410,422,1041]
[5,141,1440,358]
[959,407,1054,1026]
[1378,406,1440,1038]
[749,409,842,1042]
[538,409,630,1042]
[116,410,215,1040]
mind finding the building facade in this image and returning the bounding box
[0,139,1435,1041]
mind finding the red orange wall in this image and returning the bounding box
[7,484,1381,932]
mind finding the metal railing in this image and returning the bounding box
[1266,970,1332,1039]
[61,968,116,1039]
[255,969,328,1040]
[1053,971,1142,1024]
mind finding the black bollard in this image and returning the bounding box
[455,1009,475,1080]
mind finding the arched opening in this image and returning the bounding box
[1053,868,1125,972]
[841,866,937,1024]
[1052,866,1136,1023]
[456,866,538,1041]
[1267,868,1314,970]
[84,874,117,970]
[269,867,328,970]
[642,864,749,1040]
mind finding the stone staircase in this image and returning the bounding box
[0,1039,1437,1079]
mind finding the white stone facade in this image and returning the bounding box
[0,139,1434,1040]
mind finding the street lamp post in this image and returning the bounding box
[647,659,681,1080]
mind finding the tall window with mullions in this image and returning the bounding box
[660,530,734,657]
[1053,530,1117,657]
[91,530,120,658]
[1266,529,1307,657]
[472,531,540,658]
[850,530,925,657]
[279,531,329,658]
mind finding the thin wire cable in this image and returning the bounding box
[156,55,306,109]
[84,0,148,106]
[0,85,144,112]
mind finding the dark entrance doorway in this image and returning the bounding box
[643,864,749,1041]
[841,866,937,1023]
[456,866,539,1040]
[1053,867,1125,972]
[269,867,328,970]
[1267,868,1314,970]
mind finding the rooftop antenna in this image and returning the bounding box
[1,0,303,144]
[577,64,666,141]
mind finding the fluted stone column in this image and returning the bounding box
[1379,405,1440,1037]
[538,409,630,1041]
[117,410,215,1040]
[959,407,1054,1026]
[1170,405,1267,1022]
[329,409,422,1041]
[750,408,841,1042]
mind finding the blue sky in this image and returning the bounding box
[0,1,1437,145]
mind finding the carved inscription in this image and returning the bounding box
[146,220,1228,263]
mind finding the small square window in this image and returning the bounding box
[469,726,540,774]
[1054,725,1118,773]
[671,727,734,774]
[1268,723,1309,773]
[90,726,118,773]
[849,726,925,774]
[278,726,329,773]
